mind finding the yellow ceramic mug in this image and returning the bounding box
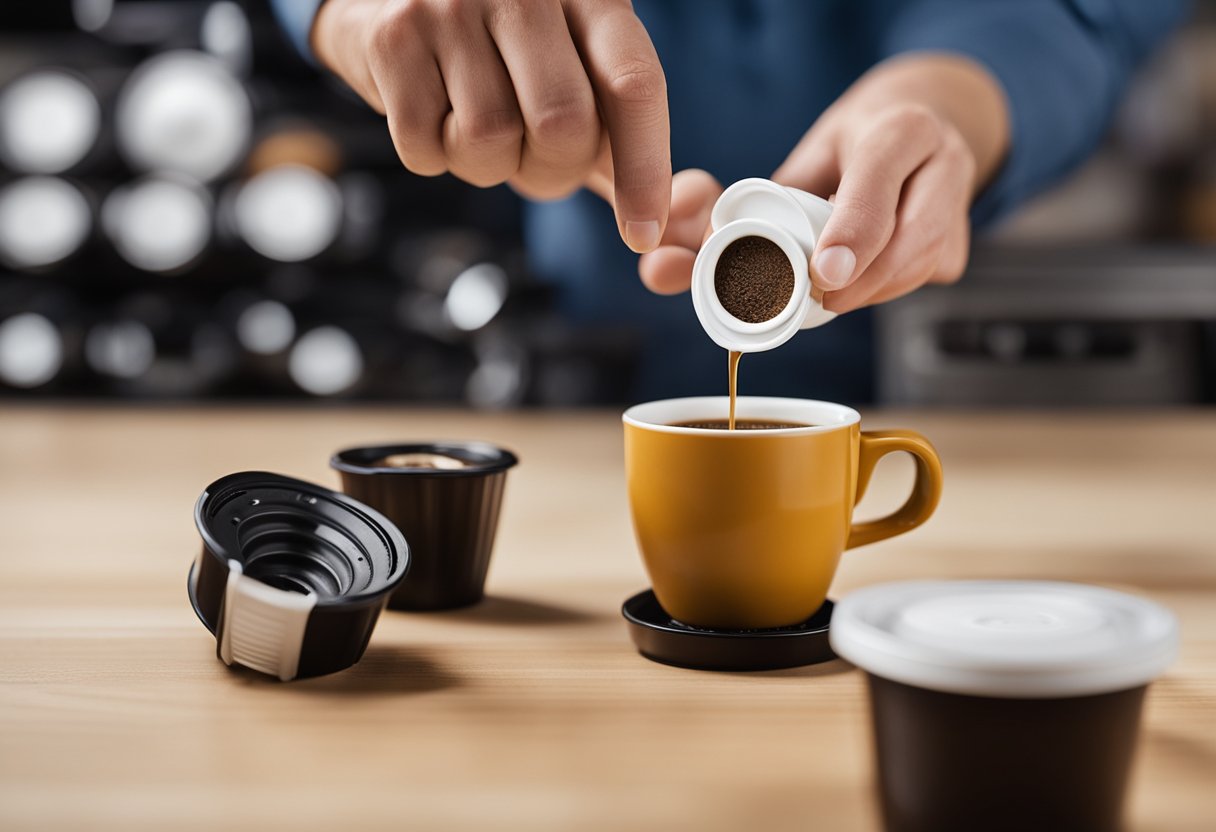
[623,396,943,629]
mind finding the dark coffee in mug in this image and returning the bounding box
[669,419,811,430]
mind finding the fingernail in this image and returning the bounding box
[814,245,856,289]
[625,220,661,254]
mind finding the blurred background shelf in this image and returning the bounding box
[0,1,1214,406]
[877,244,1216,406]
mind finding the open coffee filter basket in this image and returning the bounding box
[691,178,837,352]
[189,471,410,681]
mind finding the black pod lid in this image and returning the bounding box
[188,471,409,681]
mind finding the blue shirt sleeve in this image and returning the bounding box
[270,0,327,63]
[877,0,1188,226]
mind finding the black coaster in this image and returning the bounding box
[622,589,835,672]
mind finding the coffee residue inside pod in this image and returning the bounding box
[374,453,470,470]
[713,236,795,324]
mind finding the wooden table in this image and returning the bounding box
[1,407,1213,831]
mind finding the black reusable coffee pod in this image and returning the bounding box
[189,471,410,681]
[332,442,518,610]
[623,589,835,671]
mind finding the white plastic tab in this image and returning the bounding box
[217,562,317,682]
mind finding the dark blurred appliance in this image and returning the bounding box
[877,246,1216,406]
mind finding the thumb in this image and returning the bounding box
[772,127,856,294]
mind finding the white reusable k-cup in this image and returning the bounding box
[691,178,836,353]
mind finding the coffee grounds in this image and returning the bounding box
[373,453,470,470]
[714,236,794,323]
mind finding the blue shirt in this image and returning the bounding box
[274,0,1186,402]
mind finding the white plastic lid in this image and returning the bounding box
[830,580,1178,699]
[711,177,820,240]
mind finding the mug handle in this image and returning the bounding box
[846,430,943,550]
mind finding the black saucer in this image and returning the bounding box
[622,590,835,671]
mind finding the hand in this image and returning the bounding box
[639,54,1009,312]
[312,0,671,253]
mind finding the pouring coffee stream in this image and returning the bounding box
[728,350,741,430]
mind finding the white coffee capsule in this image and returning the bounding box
[691,178,836,353]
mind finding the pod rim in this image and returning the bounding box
[194,470,410,607]
[330,441,519,477]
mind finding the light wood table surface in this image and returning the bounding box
[1,406,1214,831]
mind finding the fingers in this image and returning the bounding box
[345,0,673,254]
[811,105,944,292]
[638,247,697,295]
[487,0,599,198]
[637,169,721,294]
[823,134,970,314]
[567,2,671,252]
[438,13,523,186]
[367,1,449,176]
[825,240,943,313]
[933,203,971,284]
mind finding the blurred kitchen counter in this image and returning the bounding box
[1,406,1214,832]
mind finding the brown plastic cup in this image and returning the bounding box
[867,676,1146,832]
[331,442,517,610]
[830,581,1178,832]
